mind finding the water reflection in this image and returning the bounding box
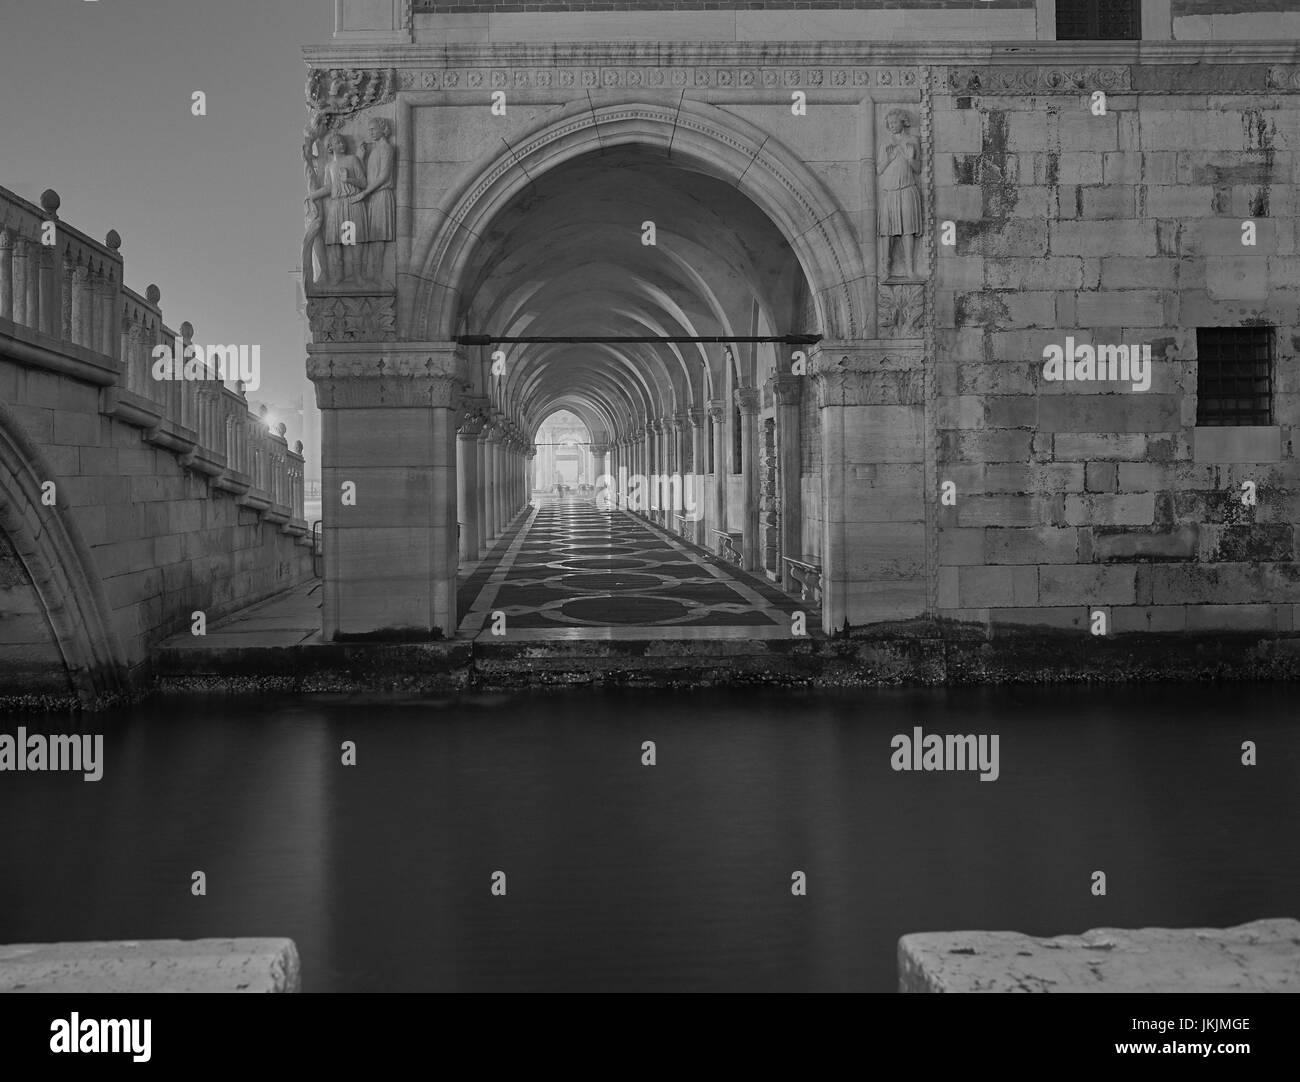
[1,685,1297,991]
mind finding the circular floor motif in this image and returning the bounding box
[563,544,638,555]
[559,572,663,592]
[556,556,651,571]
[561,596,689,623]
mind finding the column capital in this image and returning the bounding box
[809,340,924,408]
[768,374,804,406]
[687,407,707,429]
[734,386,761,415]
[306,342,469,409]
[706,398,728,423]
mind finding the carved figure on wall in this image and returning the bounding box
[305,132,369,286]
[351,116,396,284]
[877,108,922,281]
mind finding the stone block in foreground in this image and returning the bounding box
[899,918,1300,992]
[0,938,300,993]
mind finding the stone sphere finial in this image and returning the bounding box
[277,422,288,437]
[146,284,161,305]
[257,403,268,417]
[105,229,121,251]
[40,189,61,217]
[180,321,194,340]
[294,440,303,454]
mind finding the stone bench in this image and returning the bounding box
[713,529,743,566]
[0,938,301,993]
[898,918,1300,992]
[782,554,822,604]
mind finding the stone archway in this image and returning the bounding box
[0,400,128,702]
[408,97,869,343]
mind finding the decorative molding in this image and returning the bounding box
[945,66,1131,95]
[305,343,467,408]
[306,68,398,127]
[878,283,925,339]
[1267,67,1300,91]
[814,369,925,408]
[306,295,396,343]
[396,66,919,93]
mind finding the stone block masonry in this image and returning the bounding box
[933,79,1300,640]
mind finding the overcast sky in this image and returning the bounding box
[0,0,334,416]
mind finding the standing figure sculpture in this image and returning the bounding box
[877,109,922,280]
[350,117,396,285]
[305,132,368,286]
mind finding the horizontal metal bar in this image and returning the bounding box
[457,334,822,346]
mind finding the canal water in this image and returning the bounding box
[1,684,1297,992]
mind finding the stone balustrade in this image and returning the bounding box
[0,184,305,530]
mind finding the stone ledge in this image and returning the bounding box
[0,938,301,993]
[899,918,1300,992]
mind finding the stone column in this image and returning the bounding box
[707,398,727,552]
[735,386,761,571]
[687,407,706,545]
[307,342,467,640]
[771,375,804,592]
[811,340,927,635]
[457,405,486,564]
[478,423,491,554]
[642,423,654,518]
[491,417,506,534]
[484,424,500,542]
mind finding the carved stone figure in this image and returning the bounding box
[877,108,922,281]
[351,117,396,284]
[305,132,368,286]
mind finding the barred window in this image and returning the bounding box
[1196,327,1274,427]
[1056,0,1141,40]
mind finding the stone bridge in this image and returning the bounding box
[0,187,314,707]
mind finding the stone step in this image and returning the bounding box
[899,918,1300,993]
[0,938,300,993]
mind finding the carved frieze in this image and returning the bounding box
[306,345,467,409]
[306,295,396,342]
[945,66,1131,95]
[396,66,920,92]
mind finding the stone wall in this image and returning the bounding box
[0,355,315,702]
[932,82,1300,635]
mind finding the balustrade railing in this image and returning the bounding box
[0,185,306,528]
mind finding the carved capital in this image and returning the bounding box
[734,386,761,415]
[306,342,468,409]
[687,407,707,429]
[706,398,728,424]
[769,374,804,406]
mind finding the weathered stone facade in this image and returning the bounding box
[304,1,1300,641]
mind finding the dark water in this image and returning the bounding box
[1,685,1298,992]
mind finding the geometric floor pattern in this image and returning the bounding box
[456,495,813,640]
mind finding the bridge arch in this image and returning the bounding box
[0,400,128,702]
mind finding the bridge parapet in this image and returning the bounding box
[0,185,305,528]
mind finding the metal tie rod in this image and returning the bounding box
[457,334,822,345]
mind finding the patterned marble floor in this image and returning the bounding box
[456,496,811,640]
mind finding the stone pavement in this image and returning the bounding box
[158,495,811,652]
[456,495,807,639]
